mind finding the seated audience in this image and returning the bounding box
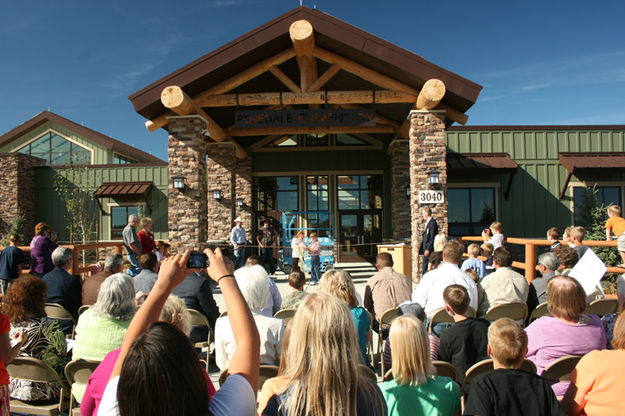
[364,252,412,328]
[480,243,495,274]
[479,247,529,316]
[319,269,370,363]
[0,233,24,295]
[82,252,123,305]
[465,268,488,314]
[133,252,159,294]
[43,246,82,323]
[244,254,262,266]
[464,318,560,416]
[155,240,170,263]
[461,243,486,278]
[428,251,443,270]
[525,275,606,396]
[81,294,216,416]
[553,245,579,275]
[258,323,292,414]
[527,251,560,314]
[29,222,57,277]
[171,268,219,344]
[438,285,489,380]
[563,310,625,416]
[562,226,573,247]
[602,274,625,348]
[0,309,25,414]
[482,221,505,250]
[215,265,284,370]
[97,249,260,416]
[5,275,67,403]
[570,226,589,259]
[281,271,309,309]
[73,273,136,361]
[137,217,156,255]
[260,293,387,415]
[236,264,281,316]
[380,315,460,416]
[547,227,561,250]
[412,241,478,319]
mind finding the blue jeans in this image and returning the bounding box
[126,253,141,277]
[310,256,321,282]
[234,247,246,269]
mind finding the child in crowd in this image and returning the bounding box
[0,234,25,296]
[482,221,504,250]
[480,243,495,275]
[605,204,625,267]
[463,318,561,416]
[428,251,443,271]
[155,241,170,263]
[281,271,308,309]
[461,243,486,278]
[380,315,460,416]
[553,245,579,275]
[307,232,321,285]
[570,226,589,259]
[547,227,561,251]
[563,226,574,247]
[464,269,488,321]
[438,285,489,381]
[433,233,447,253]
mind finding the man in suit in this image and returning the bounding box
[42,246,82,334]
[419,206,439,275]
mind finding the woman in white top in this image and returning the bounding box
[291,231,306,273]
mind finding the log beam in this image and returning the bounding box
[268,66,301,93]
[437,103,469,125]
[416,79,446,110]
[161,86,247,159]
[196,90,416,107]
[230,125,396,137]
[340,104,400,128]
[308,63,341,92]
[290,20,317,92]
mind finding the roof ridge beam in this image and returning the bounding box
[290,20,318,92]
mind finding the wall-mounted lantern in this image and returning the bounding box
[428,171,440,185]
[236,198,244,207]
[211,189,222,201]
[172,176,186,192]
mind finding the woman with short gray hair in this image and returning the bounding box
[72,273,137,361]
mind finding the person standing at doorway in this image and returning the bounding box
[307,232,321,285]
[291,231,305,273]
[419,207,438,275]
[230,217,247,269]
[122,215,142,277]
[256,219,276,275]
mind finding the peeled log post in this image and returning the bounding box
[416,79,446,110]
[290,20,317,92]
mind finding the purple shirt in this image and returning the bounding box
[525,314,606,396]
[29,236,57,276]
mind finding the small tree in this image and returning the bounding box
[1,212,27,246]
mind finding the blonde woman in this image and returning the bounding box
[138,217,156,254]
[380,315,460,416]
[260,293,387,416]
[318,269,370,363]
[290,231,306,273]
[433,233,447,253]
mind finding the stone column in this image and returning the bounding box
[409,110,447,281]
[389,139,410,241]
[167,116,208,251]
[206,143,253,242]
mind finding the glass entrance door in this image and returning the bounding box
[339,211,382,262]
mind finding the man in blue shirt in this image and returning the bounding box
[230,217,247,269]
[0,234,25,295]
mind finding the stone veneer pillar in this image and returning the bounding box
[409,110,448,281]
[206,143,253,242]
[0,153,45,241]
[390,139,411,241]
[167,116,208,251]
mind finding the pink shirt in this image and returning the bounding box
[308,240,321,256]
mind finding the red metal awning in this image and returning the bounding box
[558,153,625,199]
[93,182,152,198]
[447,153,518,171]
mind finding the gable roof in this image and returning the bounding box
[129,6,482,126]
[0,111,166,165]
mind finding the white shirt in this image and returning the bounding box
[291,237,304,258]
[487,233,504,250]
[215,312,285,371]
[411,262,479,317]
[262,277,283,317]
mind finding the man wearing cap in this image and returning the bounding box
[230,217,247,269]
[256,219,276,275]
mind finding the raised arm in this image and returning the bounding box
[205,248,260,392]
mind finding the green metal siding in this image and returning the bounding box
[446,128,625,237]
[34,165,169,242]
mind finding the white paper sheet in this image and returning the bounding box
[568,248,606,296]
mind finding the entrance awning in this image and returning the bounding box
[93,182,153,212]
[558,152,625,199]
[447,153,518,199]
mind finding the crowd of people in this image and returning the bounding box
[0,209,622,415]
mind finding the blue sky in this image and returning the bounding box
[1,0,624,161]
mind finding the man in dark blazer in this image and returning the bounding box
[419,206,439,275]
[42,246,82,333]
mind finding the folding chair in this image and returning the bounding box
[187,309,211,371]
[7,357,67,416]
[484,303,528,323]
[541,355,582,383]
[64,359,101,416]
[529,302,551,323]
[428,308,454,332]
[77,305,91,317]
[45,303,76,338]
[358,364,378,384]
[273,308,297,326]
[585,298,619,316]
[432,360,460,383]
[364,310,375,367]
[376,307,400,375]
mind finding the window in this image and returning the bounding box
[111,205,143,239]
[573,186,621,224]
[263,134,371,148]
[113,153,136,164]
[306,176,329,211]
[448,187,496,236]
[17,131,91,165]
[337,175,383,210]
[254,176,298,212]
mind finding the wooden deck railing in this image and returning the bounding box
[459,236,625,283]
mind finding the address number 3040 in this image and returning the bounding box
[417,190,444,204]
